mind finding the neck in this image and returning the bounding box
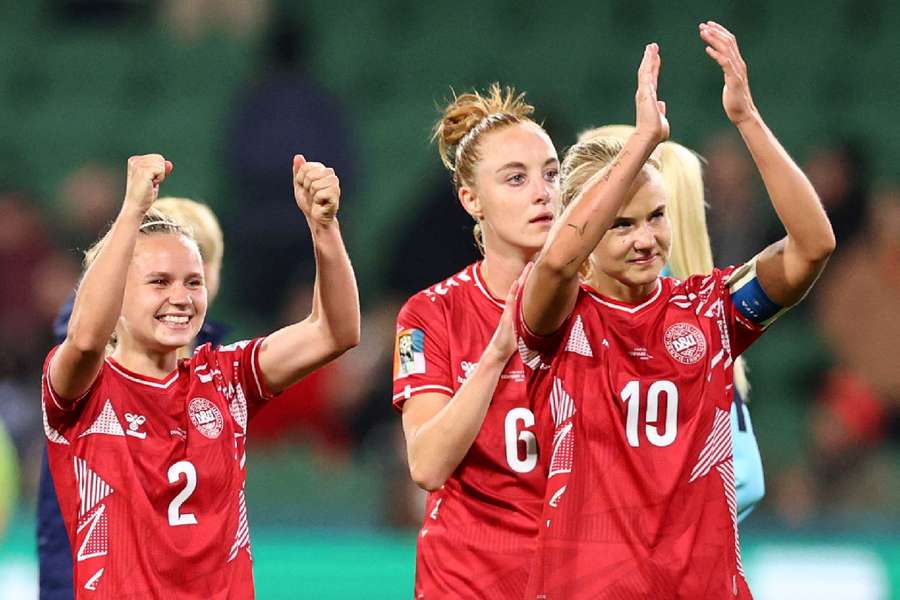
[111,337,179,378]
[480,245,536,301]
[590,274,659,305]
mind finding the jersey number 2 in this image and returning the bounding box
[505,408,538,473]
[620,380,678,447]
[168,461,198,526]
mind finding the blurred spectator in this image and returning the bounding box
[248,281,350,453]
[54,163,122,254]
[804,139,871,246]
[702,130,768,267]
[225,13,358,321]
[161,0,269,42]
[773,186,900,524]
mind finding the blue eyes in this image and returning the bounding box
[507,170,559,185]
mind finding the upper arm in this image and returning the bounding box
[257,318,346,394]
[754,236,831,308]
[400,392,452,444]
[46,340,105,406]
[522,259,581,337]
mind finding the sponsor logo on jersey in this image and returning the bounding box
[458,360,477,384]
[393,327,426,379]
[188,397,225,439]
[664,322,707,364]
[628,347,654,360]
[124,412,147,439]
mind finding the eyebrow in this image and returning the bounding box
[496,157,559,174]
[144,272,204,279]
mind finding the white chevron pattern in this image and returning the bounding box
[78,399,125,438]
[717,459,745,576]
[227,488,251,562]
[549,377,575,427]
[564,315,593,357]
[73,456,114,518]
[689,408,732,483]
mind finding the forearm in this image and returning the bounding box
[308,218,360,350]
[407,351,507,490]
[737,113,835,261]
[526,132,658,334]
[66,207,143,352]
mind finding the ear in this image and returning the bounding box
[458,185,483,221]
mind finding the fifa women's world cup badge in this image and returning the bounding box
[663,322,707,365]
[188,397,225,439]
[393,327,426,379]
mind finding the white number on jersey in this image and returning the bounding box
[619,380,679,447]
[505,408,538,473]
[167,461,198,526]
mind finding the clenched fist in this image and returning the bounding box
[293,155,340,224]
[123,154,173,214]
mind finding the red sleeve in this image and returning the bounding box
[207,338,276,420]
[41,346,101,432]
[513,273,574,370]
[391,293,453,412]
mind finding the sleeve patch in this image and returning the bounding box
[393,328,426,380]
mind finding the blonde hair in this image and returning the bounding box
[83,208,195,269]
[153,197,224,271]
[576,125,749,398]
[432,83,538,253]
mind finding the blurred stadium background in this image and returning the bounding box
[0,1,898,598]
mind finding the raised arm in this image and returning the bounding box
[700,22,835,305]
[522,44,669,335]
[402,267,529,491]
[48,155,172,402]
[257,155,360,393]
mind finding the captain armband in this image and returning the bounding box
[727,256,788,328]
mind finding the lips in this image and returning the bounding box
[628,254,659,266]
[529,213,554,224]
[156,314,192,328]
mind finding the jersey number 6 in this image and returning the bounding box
[168,460,198,526]
[620,380,679,447]
[505,408,538,473]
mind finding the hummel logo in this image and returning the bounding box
[124,413,147,439]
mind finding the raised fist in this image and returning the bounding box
[293,155,340,224]
[123,154,173,214]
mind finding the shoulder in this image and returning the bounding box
[398,263,480,322]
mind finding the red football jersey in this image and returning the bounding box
[42,338,273,599]
[393,262,545,599]
[516,266,765,599]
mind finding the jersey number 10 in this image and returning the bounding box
[620,380,679,447]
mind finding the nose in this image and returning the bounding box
[633,223,656,250]
[533,178,552,205]
[168,283,193,307]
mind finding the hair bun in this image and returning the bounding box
[433,83,535,172]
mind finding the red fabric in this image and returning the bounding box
[515,269,763,599]
[393,262,544,599]
[43,339,272,598]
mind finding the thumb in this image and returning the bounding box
[293,154,306,175]
[164,160,174,176]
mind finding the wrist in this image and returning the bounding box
[482,342,512,368]
[118,203,146,223]
[732,107,762,130]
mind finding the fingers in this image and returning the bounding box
[700,22,745,69]
[637,42,660,87]
[292,154,306,176]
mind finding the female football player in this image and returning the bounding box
[517,26,834,598]
[38,196,230,599]
[393,85,558,597]
[42,154,359,598]
[578,124,765,521]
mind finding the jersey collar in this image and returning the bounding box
[585,278,663,315]
[105,357,181,389]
